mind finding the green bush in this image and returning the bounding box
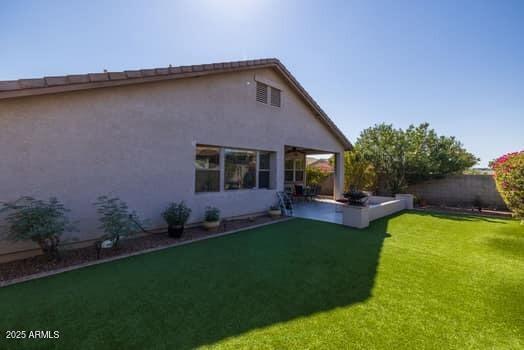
[0,196,76,260]
[306,166,330,186]
[354,123,477,194]
[93,195,145,248]
[344,150,377,192]
[162,201,191,227]
[490,151,524,221]
[204,206,220,222]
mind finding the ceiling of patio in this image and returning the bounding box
[284,145,334,155]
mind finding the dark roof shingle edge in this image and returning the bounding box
[0,58,352,149]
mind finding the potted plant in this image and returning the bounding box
[203,206,220,230]
[162,201,191,238]
[343,189,369,206]
[268,205,282,218]
[0,196,76,261]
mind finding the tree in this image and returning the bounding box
[344,150,376,192]
[490,151,524,221]
[404,123,478,183]
[355,124,408,194]
[306,166,330,186]
[353,123,478,194]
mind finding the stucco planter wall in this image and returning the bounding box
[342,194,413,229]
[368,199,405,221]
[395,194,414,209]
[342,205,369,229]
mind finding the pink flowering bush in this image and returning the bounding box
[490,151,524,221]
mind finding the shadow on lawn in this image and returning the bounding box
[0,217,392,349]
[163,217,391,348]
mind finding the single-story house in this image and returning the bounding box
[0,58,351,261]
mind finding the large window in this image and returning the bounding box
[195,146,220,192]
[195,145,274,192]
[285,157,305,183]
[285,159,294,182]
[224,149,257,190]
[258,152,271,189]
[294,159,304,182]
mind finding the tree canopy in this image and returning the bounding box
[348,123,478,194]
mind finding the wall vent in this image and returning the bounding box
[256,82,268,104]
[270,87,281,107]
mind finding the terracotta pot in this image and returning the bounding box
[203,220,220,230]
[268,209,282,218]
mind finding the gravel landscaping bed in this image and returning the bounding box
[1,215,286,283]
[414,205,513,218]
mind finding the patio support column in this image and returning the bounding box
[219,148,225,192]
[276,146,285,191]
[333,152,344,199]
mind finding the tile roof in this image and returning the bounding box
[0,58,352,149]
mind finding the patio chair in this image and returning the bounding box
[304,185,319,201]
[285,185,294,199]
[293,184,305,201]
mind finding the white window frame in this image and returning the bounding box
[194,145,221,193]
[195,145,275,193]
[258,151,271,189]
[284,155,305,183]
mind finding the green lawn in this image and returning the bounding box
[1,212,523,349]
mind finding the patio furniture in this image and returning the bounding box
[294,184,305,201]
[304,185,319,201]
[285,185,294,199]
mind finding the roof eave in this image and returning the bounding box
[0,58,353,150]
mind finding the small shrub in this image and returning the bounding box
[0,196,76,260]
[204,206,220,222]
[490,151,524,221]
[162,201,191,227]
[93,195,144,248]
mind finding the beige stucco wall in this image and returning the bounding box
[0,67,346,258]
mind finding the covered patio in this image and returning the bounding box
[284,145,344,201]
[281,145,345,225]
[292,198,343,224]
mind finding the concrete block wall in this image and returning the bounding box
[318,173,334,195]
[407,175,506,209]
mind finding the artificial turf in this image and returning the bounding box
[0,212,522,349]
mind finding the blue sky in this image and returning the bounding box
[1,0,523,166]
